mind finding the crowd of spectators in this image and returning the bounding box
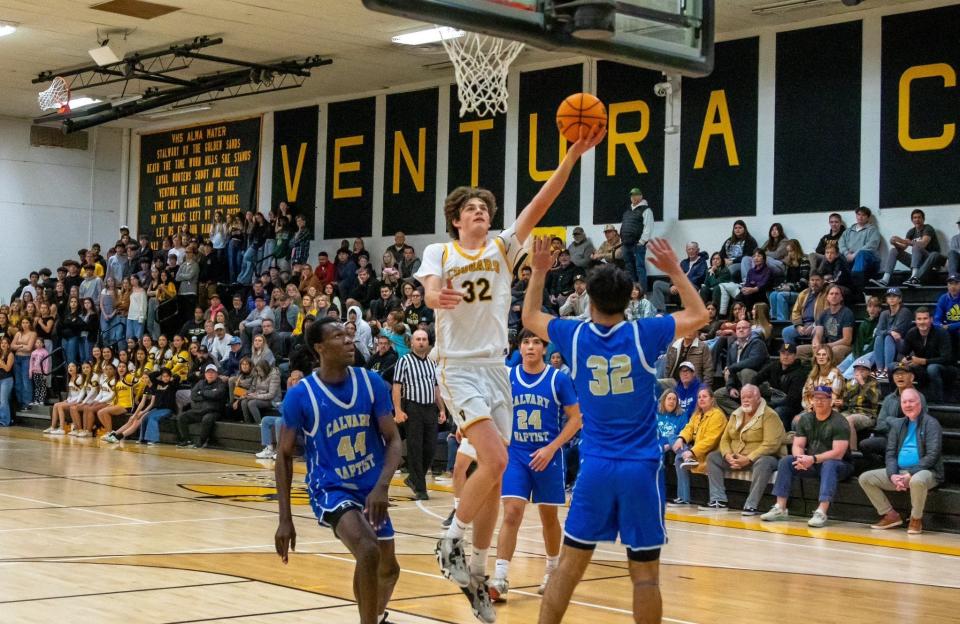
[1,194,958,533]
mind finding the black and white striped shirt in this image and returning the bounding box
[393,353,436,405]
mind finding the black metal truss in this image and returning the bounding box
[32,36,332,133]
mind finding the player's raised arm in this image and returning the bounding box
[274,423,298,564]
[522,236,559,341]
[647,238,709,338]
[514,125,606,244]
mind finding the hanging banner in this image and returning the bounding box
[594,60,665,226]
[517,64,584,227]
[325,97,376,239]
[774,22,861,215]
[383,88,439,236]
[272,105,319,233]
[447,85,507,231]
[880,4,960,208]
[679,38,759,220]
[138,117,261,245]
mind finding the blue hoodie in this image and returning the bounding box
[934,290,960,333]
[675,378,701,419]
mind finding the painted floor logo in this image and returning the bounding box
[179,472,311,504]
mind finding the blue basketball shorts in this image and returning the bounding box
[312,486,394,540]
[501,447,566,505]
[563,456,666,552]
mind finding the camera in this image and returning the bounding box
[654,81,672,97]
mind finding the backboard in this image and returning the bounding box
[363,0,713,77]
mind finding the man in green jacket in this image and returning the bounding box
[857,388,943,535]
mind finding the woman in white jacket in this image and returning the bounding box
[347,304,373,362]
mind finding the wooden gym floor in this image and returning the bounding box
[1,427,958,623]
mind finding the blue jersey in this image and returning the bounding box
[281,367,393,510]
[548,316,675,461]
[509,365,578,452]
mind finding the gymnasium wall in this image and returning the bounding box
[127,1,960,275]
[0,118,124,299]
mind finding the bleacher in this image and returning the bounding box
[11,270,959,532]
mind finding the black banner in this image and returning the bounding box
[517,64,584,227]
[272,105,318,234]
[594,61,665,225]
[679,38,758,220]
[881,5,960,208]
[138,117,260,244]
[325,97,376,239]
[775,22,861,215]
[447,86,506,230]
[383,88,439,236]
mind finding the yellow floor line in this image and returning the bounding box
[5,427,958,557]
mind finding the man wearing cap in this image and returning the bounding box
[761,384,853,528]
[220,336,243,377]
[840,357,881,451]
[567,227,595,268]
[660,330,713,390]
[619,187,654,286]
[649,242,707,314]
[175,363,228,449]
[749,343,808,430]
[704,384,785,514]
[675,362,701,419]
[872,288,914,382]
[209,323,234,363]
[871,209,942,289]
[901,307,953,403]
[857,388,943,535]
[558,274,590,320]
[590,225,622,265]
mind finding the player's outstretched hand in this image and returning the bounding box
[646,238,681,276]
[365,486,389,530]
[569,123,607,158]
[529,236,554,273]
[275,519,297,564]
[437,278,464,309]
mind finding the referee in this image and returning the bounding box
[393,329,446,500]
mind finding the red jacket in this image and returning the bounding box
[314,261,336,287]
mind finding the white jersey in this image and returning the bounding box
[416,225,525,364]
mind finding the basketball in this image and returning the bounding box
[556,92,607,143]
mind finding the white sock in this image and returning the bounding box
[545,555,560,573]
[377,613,384,623]
[910,269,918,278]
[445,516,467,540]
[494,558,510,580]
[453,497,460,509]
[882,272,891,282]
[470,547,488,576]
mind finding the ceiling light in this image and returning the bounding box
[392,26,464,46]
[0,21,17,37]
[147,104,212,119]
[69,97,102,109]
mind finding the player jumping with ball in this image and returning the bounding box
[418,125,605,623]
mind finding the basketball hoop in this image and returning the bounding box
[38,76,71,114]
[441,29,524,118]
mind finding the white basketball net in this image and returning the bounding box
[38,76,70,111]
[441,30,524,118]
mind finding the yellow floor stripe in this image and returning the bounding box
[5,427,958,558]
